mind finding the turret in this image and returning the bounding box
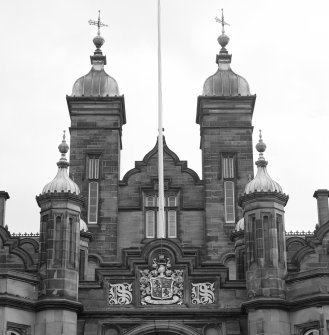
[66,11,126,262]
[196,10,255,259]
[35,132,83,335]
[239,131,290,335]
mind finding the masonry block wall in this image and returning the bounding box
[196,96,256,261]
[67,96,125,262]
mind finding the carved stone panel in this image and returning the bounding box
[109,283,133,305]
[191,282,215,304]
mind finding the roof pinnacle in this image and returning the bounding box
[57,130,69,168]
[89,10,108,60]
[255,130,268,167]
[215,9,231,64]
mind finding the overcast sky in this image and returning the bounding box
[0,0,328,234]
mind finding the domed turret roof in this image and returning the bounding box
[202,10,250,96]
[80,218,88,232]
[42,132,80,195]
[244,131,283,194]
[72,67,119,97]
[71,12,119,97]
[235,217,244,231]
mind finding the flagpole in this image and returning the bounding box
[157,0,165,238]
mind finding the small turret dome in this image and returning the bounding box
[244,131,283,194]
[202,11,250,96]
[80,218,88,232]
[235,218,244,231]
[42,132,80,195]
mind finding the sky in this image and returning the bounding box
[0,0,328,234]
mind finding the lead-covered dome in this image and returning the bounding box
[235,217,244,231]
[42,132,80,195]
[71,19,119,97]
[202,12,250,96]
[72,67,119,97]
[203,64,250,96]
[244,131,283,194]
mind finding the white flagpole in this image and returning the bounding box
[157,0,165,238]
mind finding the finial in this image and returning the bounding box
[215,9,230,34]
[255,129,268,167]
[57,130,69,168]
[215,9,231,64]
[89,10,108,51]
[89,10,108,37]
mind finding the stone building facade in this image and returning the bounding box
[1,17,329,335]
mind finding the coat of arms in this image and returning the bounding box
[140,255,184,305]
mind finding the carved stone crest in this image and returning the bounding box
[140,255,183,305]
[191,282,215,304]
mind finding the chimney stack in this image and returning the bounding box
[0,191,10,227]
[313,189,329,226]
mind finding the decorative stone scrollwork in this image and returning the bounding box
[109,283,133,305]
[191,282,215,304]
[140,255,184,305]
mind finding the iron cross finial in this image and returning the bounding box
[89,10,108,36]
[215,9,230,34]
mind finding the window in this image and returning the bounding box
[144,194,178,238]
[88,182,99,223]
[88,157,100,179]
[146,210,155,238]
[222,157,234,178]
[167,210,177,238]
[55,216,62,262]
[224,181,235,223]
[68,217,76,265]
[222,154,236,224]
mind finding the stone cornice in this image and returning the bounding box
[36,192,84,208]
[80,231,93,241]
[238,191,289,207]
[242,295,329,313]
[230,230,244,242]
[0,294,36,311]
[0,269,39,284]
[66,95,126,125]
[36,298,83,313]
[0,295,83,313]
[79,307,244,319]
[196,95,256,125]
